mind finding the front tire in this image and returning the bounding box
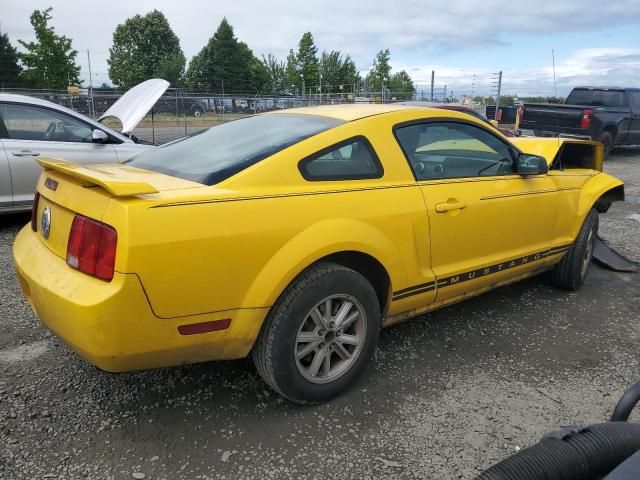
[252,262,381,404]
[550,209,598,291]
[598,131,613,159]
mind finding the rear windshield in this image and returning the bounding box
[126,114,343,185]
[566,89,626,107]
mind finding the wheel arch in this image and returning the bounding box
[601,124,618,141]
[240,219,404,319]
[576,174,624,225]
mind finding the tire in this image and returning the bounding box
[598,131,613,159]
[252,262,381,404]
[550,209,598,291]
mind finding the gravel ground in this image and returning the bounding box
[0,151,639,479]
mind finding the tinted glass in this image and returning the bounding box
[630,91,640,109]
[127,114,343,185]
[566,89,626,107]
[1,104,93,142]
[299,137,382,180]
[395,122,515,180]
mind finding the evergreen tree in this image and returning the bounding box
[18,8,81,89]
[0,31,22,87]
[296,32,319,92]
[185,18,264,93]
[108,10,186,89]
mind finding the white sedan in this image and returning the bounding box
[0,79,169,213]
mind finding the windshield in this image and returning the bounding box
[566,89,626,107]
[126,114,344,185]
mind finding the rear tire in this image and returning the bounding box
[550,209,598,291]
[598,131,613,159]
[252,262,380,404]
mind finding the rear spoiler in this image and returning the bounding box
[38,158,159,196]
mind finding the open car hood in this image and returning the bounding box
[98,79,169,134]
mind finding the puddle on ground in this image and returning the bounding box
[0,340,51,363]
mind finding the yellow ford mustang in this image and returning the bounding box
[13,104,624,404]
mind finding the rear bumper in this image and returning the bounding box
[13,226,267,372]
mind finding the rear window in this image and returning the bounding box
[126,114,343,185]
[566,89,626,107]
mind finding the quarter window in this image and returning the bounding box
[0,104,93,143]
[395,122,515,180]
[299,136,383,181]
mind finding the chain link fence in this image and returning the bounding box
[2,87,491,144]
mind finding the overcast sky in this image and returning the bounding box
[2,0,640,96]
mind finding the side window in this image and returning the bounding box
[395,121,516,180]
[0,104,93,143]
[299,136,383,181]
[630,91,640,110]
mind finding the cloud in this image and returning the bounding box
[397,48,640,97]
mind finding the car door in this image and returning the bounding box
[0,118,12,208]
[395,120,560,304]
[0,102,118,206]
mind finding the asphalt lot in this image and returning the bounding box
[1,150,639,479]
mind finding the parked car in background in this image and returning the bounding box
[397,101,516,136]
[14,104,624,404]
[518,86,640,157]
[0,79,169,213]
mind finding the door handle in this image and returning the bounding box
[435,201,467,213]
[12,150,40,157]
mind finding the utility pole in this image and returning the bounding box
[494,70,502,111]
[444,84,447,101]
[430,70,434,101]
[86,49,95,118]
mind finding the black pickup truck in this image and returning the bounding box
[518,87,640,157]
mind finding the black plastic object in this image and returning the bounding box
[593,236,639,273]
[604,450,640,479]
[476,422,640,480]
[612,383,640,422]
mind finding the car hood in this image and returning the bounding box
[98,79,169,134]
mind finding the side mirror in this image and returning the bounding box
[517,153,548,175]
[92,129,109,144]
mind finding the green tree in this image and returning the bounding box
[366,49,391,92]
[317,51,361,94]
[296,32,319,92]
[388,70,415,100]
[18,8,81,89]
[285,48,300,93]
[108,10,185,89]
[0,31,22,87]
[185,18,264,93]
[340,55,361,92]
[262,53,286,94]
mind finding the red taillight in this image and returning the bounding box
[31,192,40,231]
[66,215,117,281]
[517,105,525,124]
[580,109,593,129]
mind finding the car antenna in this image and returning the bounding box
[552,49,561,166]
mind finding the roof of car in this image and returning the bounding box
[268,103,424,121]
[0,93,68,108]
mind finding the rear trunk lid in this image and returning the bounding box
[33,158,203,261]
